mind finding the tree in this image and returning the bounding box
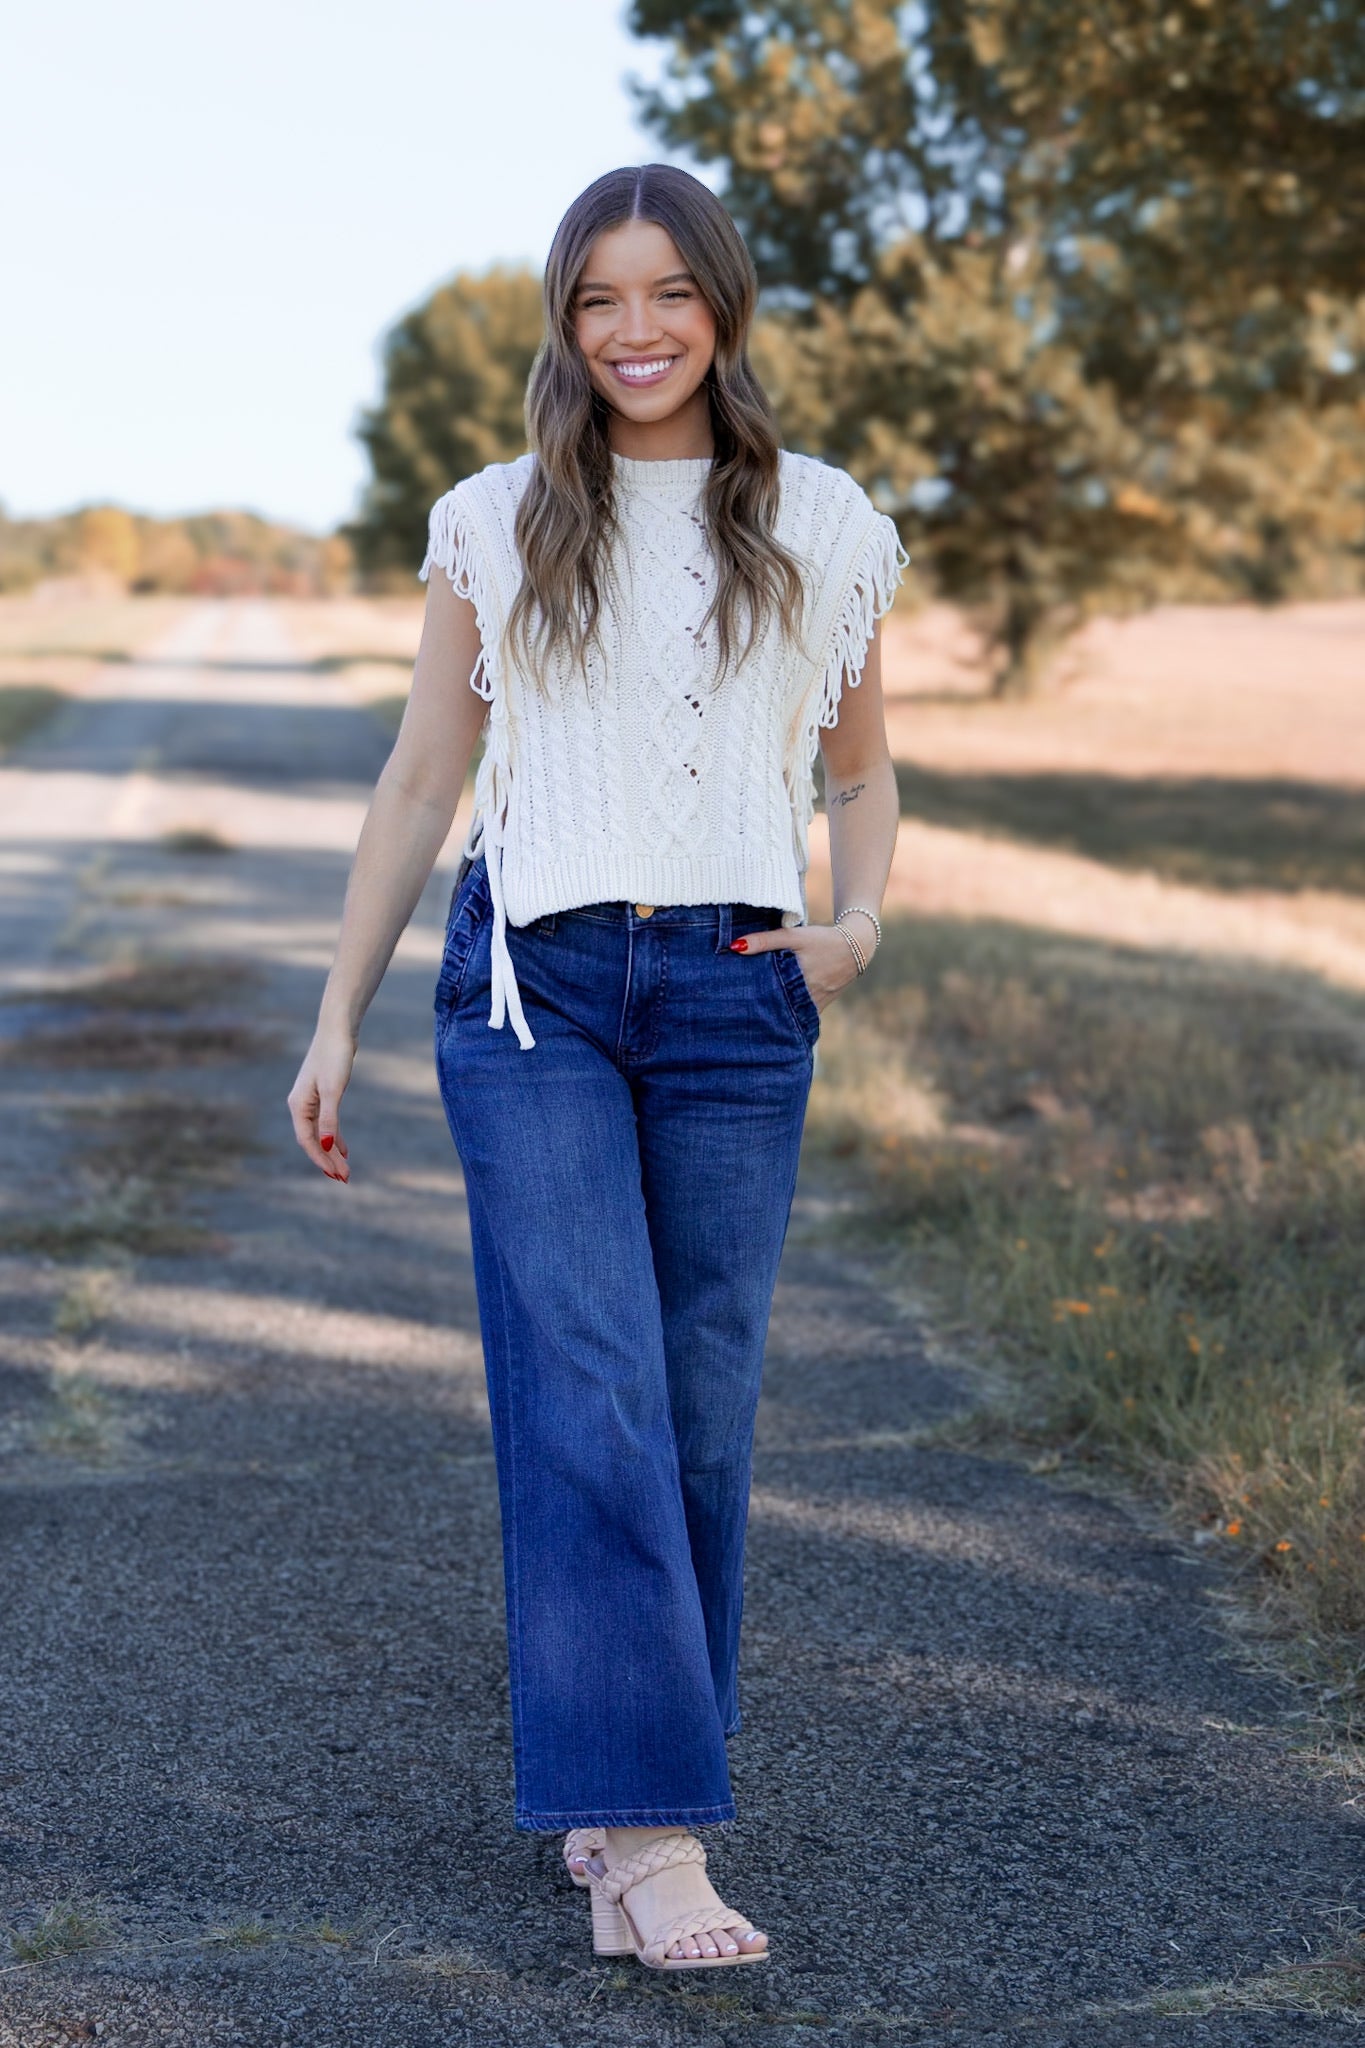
[76,505,139,585]
[349,267,543,581]
[631,0,1365,689]
[753,238,1192,690]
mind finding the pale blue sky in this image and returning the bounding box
[1,2,686,531]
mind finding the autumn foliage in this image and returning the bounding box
[0,503,352,598]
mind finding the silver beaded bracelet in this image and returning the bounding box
[835,905,882,966]
[836,923,868,975]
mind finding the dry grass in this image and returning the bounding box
[1141,1931,1365,2017]
[0,948,264,1259]
[810,917,1365,1727]
[52,1265,124,1338]
[799,602,1365,1729]
[893,763,1365,897]
[2,949,269,1069]
[4,1896,116,1964]
[0,1186,218,1260]
[159,825,233,856]
[0,683,65,752]
[310,651,413,675]
[7,1015,263,1069]
[0,1092,261,1260]
[75,1092,262,1186]
[4,955,262,1017]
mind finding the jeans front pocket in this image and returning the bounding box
[435,858,490,1017]
[771,943,821,1049]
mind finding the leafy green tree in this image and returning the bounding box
[632,0,1365,690]
[349,267,543,581]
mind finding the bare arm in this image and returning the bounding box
[734,619,898,1006]
[818,619,899,971]
[286,569,487,1179]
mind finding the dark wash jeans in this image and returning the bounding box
[434,857,817,1831]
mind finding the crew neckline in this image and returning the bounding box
[611,451,713,489]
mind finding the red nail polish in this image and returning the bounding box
[729,939,748,953]
[320,1134,334,1151]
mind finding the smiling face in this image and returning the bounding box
[572,219,718,459]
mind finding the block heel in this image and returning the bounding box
[589,1882,633,1954]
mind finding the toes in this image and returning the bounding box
[738,1927,768,1952]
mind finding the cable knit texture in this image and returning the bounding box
[420,448,906,1047]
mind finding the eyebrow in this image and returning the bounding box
[576,271,696,292]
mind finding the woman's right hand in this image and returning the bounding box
[287,1023,356,1181]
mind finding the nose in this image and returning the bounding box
[614,293,666,348]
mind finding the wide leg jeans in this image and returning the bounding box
[434,858,818,1831]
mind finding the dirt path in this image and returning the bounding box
[0,602,1359,2047]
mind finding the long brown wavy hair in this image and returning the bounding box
[507,164,806,683]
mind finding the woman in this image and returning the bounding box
[288,163,903,1971]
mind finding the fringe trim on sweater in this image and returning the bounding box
[421,493,536,1049]
[789,515,910,886]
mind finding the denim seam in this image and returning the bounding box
[634,934,667,1065]
[489,1236,528,1807]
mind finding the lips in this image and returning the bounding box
[608,356,679,387]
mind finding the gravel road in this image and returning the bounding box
[0,603,1359,2047]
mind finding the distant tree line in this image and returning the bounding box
[351,0,1365,692]
[0,504,352,598]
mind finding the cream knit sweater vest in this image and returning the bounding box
[420,448,905,1048]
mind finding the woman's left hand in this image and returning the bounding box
[728,923,868,1012]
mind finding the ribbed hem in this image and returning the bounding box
[515,1800,737,1834]
[503,850,804,930]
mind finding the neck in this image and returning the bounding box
[607,386,714,462]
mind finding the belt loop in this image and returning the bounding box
[715,903,732,953]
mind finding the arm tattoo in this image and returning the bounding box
[831,782,865,809]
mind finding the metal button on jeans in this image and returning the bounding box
[634,903,655,918]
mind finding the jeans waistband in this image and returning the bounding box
[558,901,786,931]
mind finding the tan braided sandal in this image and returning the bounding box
[582,1829,768,1970]
[563,1828,606,1888]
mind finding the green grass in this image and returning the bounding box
[894,764,1365,895]
[809,916,1365,1727]
[0,683,65,752]
[5,1896,115,1963]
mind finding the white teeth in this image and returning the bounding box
[614,358,673,380]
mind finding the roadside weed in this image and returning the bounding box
[810,917,1365,1725]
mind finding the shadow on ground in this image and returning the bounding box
[894,763,1365,896]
